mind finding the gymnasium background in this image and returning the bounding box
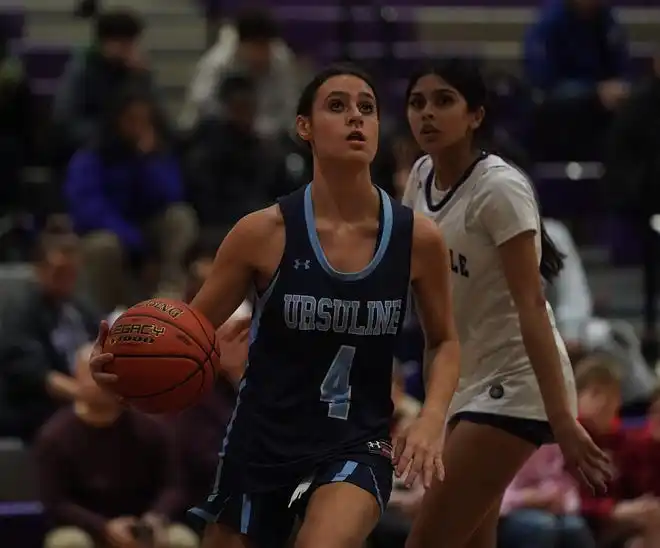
[0,0,659,547]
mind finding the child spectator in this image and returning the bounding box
[499,444,595,548]
[35,345,198,548]
[577,355,660,547]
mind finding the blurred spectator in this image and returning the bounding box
[175,323,245,508]
[176,240,248,507]
[617,386,660,504]
[0,232,98,442]
[0,31,33,216]
[524,0,630,160]
[183,236,219,304]
[35,344,197,548]
[179,9,299,139]
[606,46,660,363]
[64,88,197,313]
[74,0,99,19]
[498,444,595,548]
[544,219,657,409]
[186,72,295,229]
[52,9,166,163]
[576,355,660,547]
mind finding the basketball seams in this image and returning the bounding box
[115,312,217,363]
[186,307,223,382]
[105,303,225,412]
[114,355,205,399]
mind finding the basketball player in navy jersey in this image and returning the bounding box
[89,64,460,548]
[400,59,612,548]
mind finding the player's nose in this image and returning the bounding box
[346,112,364,127]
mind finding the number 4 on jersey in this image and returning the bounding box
[320,345,356,420]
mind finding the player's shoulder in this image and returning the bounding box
[411,211,445,253]
[402,155,433,208]
[408,154,434,189]
[229,204,284,246]
[472,154,534,199]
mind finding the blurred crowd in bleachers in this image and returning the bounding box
[0,0,660,547]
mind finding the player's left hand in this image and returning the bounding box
[392,414,445,489]
[553,416,613,494]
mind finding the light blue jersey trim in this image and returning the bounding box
[331,460,358,482]
[217,272,279,463]
[240,494,252,533]
[303,184,393,281]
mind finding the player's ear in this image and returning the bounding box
[469,106,485,131]
[296,115,312,143]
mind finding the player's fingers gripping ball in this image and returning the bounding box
[102,298,221,413]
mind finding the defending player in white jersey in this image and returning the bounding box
[397,59,612,548]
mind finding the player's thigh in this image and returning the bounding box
[202,523,254,548]
[405,419,537,548]
[463,497,503,548]
[296,481,381,548]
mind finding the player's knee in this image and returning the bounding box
[166,523,199,548]
[43,526,94,548]
[81,231,124,263]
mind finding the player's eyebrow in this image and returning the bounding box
[325,90,376,102]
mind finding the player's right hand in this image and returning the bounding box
[90,320,118,386]
[553,417,613,494]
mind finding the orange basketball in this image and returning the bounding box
[102,298,219,414]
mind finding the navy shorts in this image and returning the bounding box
[450,411,554,447]
[189,455,393,548]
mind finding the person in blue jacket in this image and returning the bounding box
[65,87,197,313]
[523,0,630,160]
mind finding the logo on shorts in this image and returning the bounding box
[367,440,393,459]
[489,383,504,400]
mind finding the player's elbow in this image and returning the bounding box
[513,289,547,317]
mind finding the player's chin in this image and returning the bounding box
[342,141,376,162]
[416,132,451,154]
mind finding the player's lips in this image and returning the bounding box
[420,124,440,135]
[346,130,366,142]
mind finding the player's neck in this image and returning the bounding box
[430,146,481,191]
[311,163,377,222]
[74,401,123,427]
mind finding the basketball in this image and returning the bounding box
[102,298,219,414]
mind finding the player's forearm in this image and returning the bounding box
[421,341,460,421]
[518,304,573,423]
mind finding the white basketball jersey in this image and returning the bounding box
[404,154,577,421]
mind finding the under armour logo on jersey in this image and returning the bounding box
[294,259,311,270]
[367,440,393,459]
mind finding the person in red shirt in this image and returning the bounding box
[576,355,660,547]
[616,386,660,547]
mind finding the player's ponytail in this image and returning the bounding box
[539,221,565,282]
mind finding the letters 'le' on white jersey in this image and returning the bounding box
[403,154,577,421]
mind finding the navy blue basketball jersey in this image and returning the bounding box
[220,184,413,492]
